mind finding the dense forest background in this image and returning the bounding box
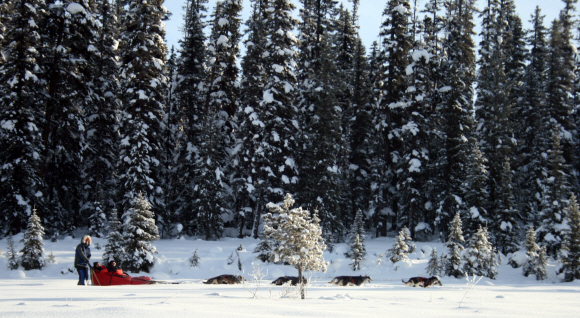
[1,0,580,257]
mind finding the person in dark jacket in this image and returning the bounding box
[106,260,121,274]
[74,235,92,285]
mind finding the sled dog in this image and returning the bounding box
[203,274,246,284]
[402,276,442,288]
[329,275,372,286]
[271,276,307,286]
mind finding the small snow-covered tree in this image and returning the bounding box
[253,236,273,263]
[189,248,200,267]
[522,226,541,277]
[346,210,366,259]
[6,236,19,270]
[536,245,549,281]
[387,228,410,263]
[88,202,107,238]
[121,193,160,273]
[559,194,580,282]
[262,194,328,299]
[426,247,442,277]
[102,209,124,265]
[20,208,45,270]
[462,225,498,279]
[444,212,465,278]
[349,235,365,271]
[402,226,416,253]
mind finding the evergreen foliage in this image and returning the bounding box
[444,212,465,278]
[387,228,410,263]
[19,208,45,270]
[121,193,160,273]
[88,202,107,239]
[535,245,549,281]
[462,225,498,279]
[426,247,441,277]
[559,194,580,282]
[522,226,541,277]
[262,194,328,299]
[349,234,365,271]
[345,210,366,259]
[6,236,19,270]
[102,209,124,266]
[189,248,201,267]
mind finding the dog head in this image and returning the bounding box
[429,276,442,286]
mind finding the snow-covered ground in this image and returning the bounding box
[1,233,579,317]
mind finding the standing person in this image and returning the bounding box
[74,235,92,285]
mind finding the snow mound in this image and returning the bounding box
[66,3,85,14]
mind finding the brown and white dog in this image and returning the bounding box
[402,276,442,288]
[329,275,372,286]
[203,274,246,284]
[271,276,308,286]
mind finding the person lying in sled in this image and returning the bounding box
[93,261,124,275]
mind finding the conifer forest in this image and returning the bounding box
[2,0,580,258]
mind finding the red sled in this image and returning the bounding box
[91,267,153,286]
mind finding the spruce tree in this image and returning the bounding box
[436,0,477,239]
[117,0,168,214]
[463,225,498,279]
[189,248,201,267]
[345,209,366,259]
[444,212,465,278]
[349,234,365,271]
[387,228,410,263]
[536,245,549,281]
[522,226,541,277]
[82,0,121,227]
[402,226,416,253]
[19,208,45,270]
[463,142,490,238]
[493,158,520,254]
[102,209,124,265]
[6,236,19,270]
[538,126,572,256]
[173,0,209,235]
[0,0,45,235]
[121,193,160,273]
[426,247,441,277]
[559,193,580,282]
[40,1,100,235]
[88,202,107,238]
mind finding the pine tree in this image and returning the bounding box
[463,142,490,238]
[262,194,328,299]
[426,247,441,276]
[538,126,572,256]
[117,0,168,214]
[88,202,107,238]
[40,1,100,235]
[121,193,160,273]
[559,193,580,282]
[252,0,300,236]
[463,225,498,279]
[536,245,549,281]
[253,236,273,263]
[444,212,465,278]
[522,226,541,277]
[345,209,366,259]
[349,235,364,271]
[387,228,410,263]
[436,0,477,239]
[82,0,121,226]
[517,6,550,224]
[102,209,124,266]
[492,158,520,254]
[402,226,416,253]
[296,0,344,239]
[189,248,201,267]
[19,208,45,270]
[173,0,209,234]
[0,0,45,235]
[6,236,19,270]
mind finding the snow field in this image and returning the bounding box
[1,234,579,317]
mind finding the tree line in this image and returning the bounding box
[1,0,580,259]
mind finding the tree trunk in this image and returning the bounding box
[298,265,305,299]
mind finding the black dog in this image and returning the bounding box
[203,274,246,284]
[329,275,372,286]
[402,276,442,288]
[271,276,307,286]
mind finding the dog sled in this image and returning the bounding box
[90,267,155,286]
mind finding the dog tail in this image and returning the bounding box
[329,278,336,284]
[402,279,406,284]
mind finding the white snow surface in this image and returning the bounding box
[0,234,579,317]
[66,3,85,14]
